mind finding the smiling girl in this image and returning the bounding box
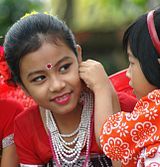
[4,12,136,166]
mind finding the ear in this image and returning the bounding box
[76,44,82,63]
[158,58,160,64]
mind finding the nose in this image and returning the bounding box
[126,67,130,79]
[48,76,65,92]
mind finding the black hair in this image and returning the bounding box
[4,13,77,84]
[123,8,160,88]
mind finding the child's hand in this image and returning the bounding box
[79,59,108,92]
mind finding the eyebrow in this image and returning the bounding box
[27,56,72,79]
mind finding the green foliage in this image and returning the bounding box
[72,0,149,31]
[131,0,147,7]
[0,0,43,44]
[49,0,150,31]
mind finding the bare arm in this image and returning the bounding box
[1,144,18,167]
[79,59,120,146]
[93,78,120,146]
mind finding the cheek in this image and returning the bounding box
[66,69,81,91]
[25,84,47,100]
[130,67,136,80]
[69,71,81,86]
[68,65,80,82]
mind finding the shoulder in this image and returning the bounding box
[14,104,40,147]
[15,104,39,127]
[142,89,160,102]
[0,99,23,148]
[0,98,23,111]
[135,89,160,109]
[0,99,23,129]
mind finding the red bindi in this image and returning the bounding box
[46,63,53,70]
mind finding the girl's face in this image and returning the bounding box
[20,42,82,115]
[126,45,157,99]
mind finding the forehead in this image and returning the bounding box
[19,42,76,74]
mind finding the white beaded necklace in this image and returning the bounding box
[46,91,93,166]
[60,123,80,138]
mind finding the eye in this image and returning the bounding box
[129,61,134,65]
[59,63,72,74]
[128,58,134,66]
[31,75,46,83]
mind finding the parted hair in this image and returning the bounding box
[4,13,77,84]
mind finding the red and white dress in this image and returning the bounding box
[100,89,160,167]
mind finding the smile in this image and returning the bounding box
[52,93,71,105]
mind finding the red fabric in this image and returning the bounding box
[109,69,135,96]
[0,45,36,109]
[109,69,137,112]
[0,46,33,149]
[14,91,137,164]
[0,86,36,109]
[14,105,102,164]
[0,99,23,148]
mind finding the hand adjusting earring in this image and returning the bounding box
[46,63,53,70]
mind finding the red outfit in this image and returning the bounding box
[100,89,160,167]
[0,99,23,149]
[15,105,104,164]
[14,91,137,165]
[0,45,35,155]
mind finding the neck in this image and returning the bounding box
[45,91,93,166]
[40,103,82,135]
[53,104,82,135]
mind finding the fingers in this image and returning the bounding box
[79,59,101,73]
[79,59,106,90]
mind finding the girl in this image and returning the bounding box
[4,12,136,166]
[100,8,160,167]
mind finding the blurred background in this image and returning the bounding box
[0,0,159,75]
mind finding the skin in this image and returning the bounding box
[79,59,120,145]
[99,45,158,167]
[19,40,118,146]
[20,42,83,134]
[19,40,119,167]
[112,47,157,167]
[126,45,157,99]
[1,144,18,167]
[79,59,120,167]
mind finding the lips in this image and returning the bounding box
[51,93,71,105]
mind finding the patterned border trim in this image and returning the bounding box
[2,133,14,148]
